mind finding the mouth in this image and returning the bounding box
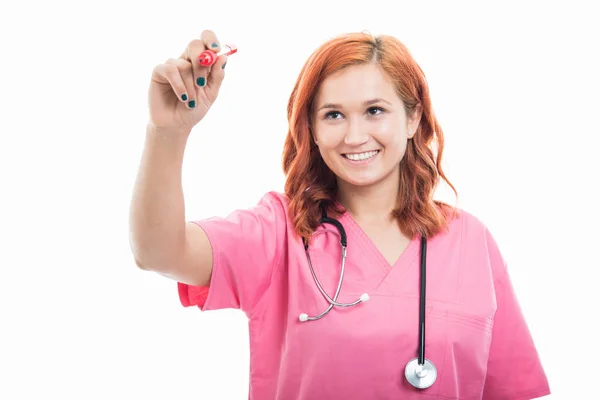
[342,150,380,162]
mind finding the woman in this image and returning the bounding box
[129,29,550,399]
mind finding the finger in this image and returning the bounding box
[195,30,222,89]
[153,62,193,108]
[201,29,221,53]
[165,58,197,109]
[204,54,227,97]
[181,39,210,90]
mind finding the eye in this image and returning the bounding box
[324,111,343,120]
[367,106,385,116]
[323,107,385,120]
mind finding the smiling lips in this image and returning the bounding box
[343,150,380,161]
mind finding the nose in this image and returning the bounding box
[343,119,369,146]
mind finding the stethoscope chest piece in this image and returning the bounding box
[405,357,437,389]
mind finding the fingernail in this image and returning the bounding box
[222,62,227,70]
[196,77,206,87]
[188,100,196,108]
[181,93,188,101]
[211,42,219,48]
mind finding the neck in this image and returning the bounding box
[336,175,400,224]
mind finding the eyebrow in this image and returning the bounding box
[317,98,392,112]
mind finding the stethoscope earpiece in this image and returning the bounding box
[298,293,369,322]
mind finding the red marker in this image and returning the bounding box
[197,44,238,67]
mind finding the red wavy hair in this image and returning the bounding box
[282,32,459,243]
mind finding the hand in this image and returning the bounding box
[147,29,228,136]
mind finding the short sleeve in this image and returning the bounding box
[482,230,551,400]
[177,192,287,317]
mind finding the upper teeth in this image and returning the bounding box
[345,151,378,161]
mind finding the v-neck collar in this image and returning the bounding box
[337,210,421,275]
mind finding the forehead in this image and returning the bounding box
[315,63,400,106]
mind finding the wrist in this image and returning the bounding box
[146,122,192,140]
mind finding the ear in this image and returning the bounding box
[310,125,318,146]
[408,103,423,138]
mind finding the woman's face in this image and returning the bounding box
[312,63,420,190]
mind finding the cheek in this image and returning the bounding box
[376,119,399,136]
[314,124,345,149]
[373,119,405,146]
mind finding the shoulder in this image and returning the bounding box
[244,191,293,228]
[254,191,291,216]
[443,205,507,273]
[459,208,501,249]
[258,191,290,206]
[438,204,504,255]
[208,191,291,229]
[442,205,494,240]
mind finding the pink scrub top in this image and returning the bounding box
[178,192,551,400]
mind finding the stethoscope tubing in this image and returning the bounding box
[418,236,427,365]
[300,209,436,389]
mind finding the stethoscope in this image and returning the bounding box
[299,206,437,390]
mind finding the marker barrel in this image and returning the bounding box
[198,44,237,66]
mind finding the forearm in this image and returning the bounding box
[128,124,191,271]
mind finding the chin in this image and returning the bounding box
[338,173,385,187]
[334,161,400,189]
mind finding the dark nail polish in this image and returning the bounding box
[222,62,227,70]
[196,77,206,87]
[188,100,196,108]
[181,93,188,101]
[211,42,219,48]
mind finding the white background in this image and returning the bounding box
[1,1,598,399]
